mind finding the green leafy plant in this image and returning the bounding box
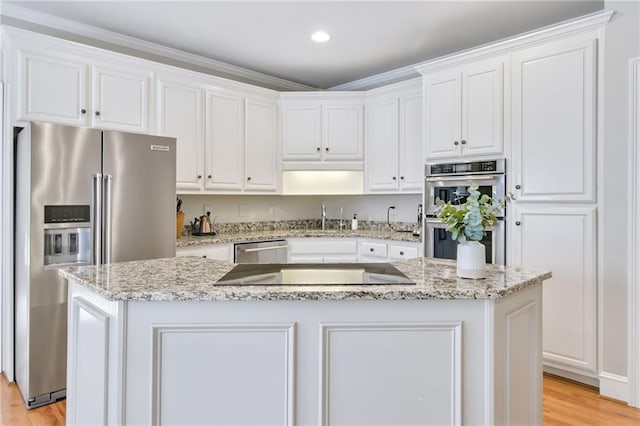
[435,183,513,242]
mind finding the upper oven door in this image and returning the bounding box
[424,174,506,217]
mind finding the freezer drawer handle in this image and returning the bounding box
[242,245,288,253]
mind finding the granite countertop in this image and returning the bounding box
[59,257,551,302]
[176,229,422,247]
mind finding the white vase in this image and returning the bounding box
[457,241,486,279]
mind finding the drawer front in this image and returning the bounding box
[388,245,419,260]
[176,244,232,261]
[359,242,388,259]
[288,238,358,255]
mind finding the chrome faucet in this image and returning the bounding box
[321,204,326,231]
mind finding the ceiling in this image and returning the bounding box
[3,1,604,90]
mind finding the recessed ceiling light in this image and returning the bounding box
[311,31,331,43]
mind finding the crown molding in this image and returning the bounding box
[0,3,316,92]
[328,63,420,91]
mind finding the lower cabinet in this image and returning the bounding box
[358,239,422,263]
[288,238,358,263]
[176,244,233,262]
[510,204,597,378]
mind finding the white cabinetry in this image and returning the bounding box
[156,76,205,191]
[366,80,422,193]
[176,244,233,262]
[358,239,422,263]
[288,238,358,263]
[421,56,504,160]
[281,94,364,166]
[18,50,151,132]
[511,34,596,202]
[244,97,278,191]
[510,205,596,377]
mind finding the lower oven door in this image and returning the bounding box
[424,218,505,265]
[234,240,288,263]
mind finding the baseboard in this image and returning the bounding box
[599,372,629,403]
[543,365,599,387]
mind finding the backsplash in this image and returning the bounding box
[181,219,420,236]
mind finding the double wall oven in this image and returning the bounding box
[423,159,506,265]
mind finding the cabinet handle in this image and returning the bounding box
[370,248,374,252]
[95,111,101,116]
[461,140,466,145]
[81,109,87,114]
[515,184,521,190]
[400,176,405,180]
[197,174,202,179]
[515,221,521,226]
[208,174,212,179]
[247,176,251,181]
[454,141,459,146]
[399,251,405,256]
[392,176,397,180]
[202,255,207,258]
[325,147,329,152]
[316,147,321,152]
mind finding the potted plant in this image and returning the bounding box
[435,183,512,279]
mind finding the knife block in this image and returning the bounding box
[176,211,185,238]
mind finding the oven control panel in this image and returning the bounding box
[428,159,505,176]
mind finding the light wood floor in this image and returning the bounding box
[1,373,640,425]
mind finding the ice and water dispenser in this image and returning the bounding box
[43,205,91,267]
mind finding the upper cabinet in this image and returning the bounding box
[244,97,278,191]
[280,94,364,165]
[422,56,505,160]
[17,49,151,132]
[365,80,422,193]
[511,34,596,202]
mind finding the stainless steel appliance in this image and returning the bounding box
[14,122,176,408]
[217,263,415,285]
[423,159,506,265]
[234,240,288,263]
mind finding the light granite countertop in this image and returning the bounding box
[176,229,422,247]
[59,257,551,302]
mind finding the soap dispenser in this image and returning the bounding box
[351,214,358,230]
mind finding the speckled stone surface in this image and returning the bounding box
[59,257,551,302]
[177,228,421,247]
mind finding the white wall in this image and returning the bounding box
[601,1,640,378]
[179,194,422,226]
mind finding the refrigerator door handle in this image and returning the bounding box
[103,175,113,265]
[92,174,103,264]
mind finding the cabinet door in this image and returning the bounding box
[156,78,204,191]
[205,91,244,191]
[323,103,364,160]
[18,50,88,125]
[511,204,596,377]
[91,65,150,132]
[366,98,399,192]
[388,243,420,261]
[176,244,232,262]
[399,93,423,192]
[423,70,461,160]
[460,58,504,157]
[512,35,596,202]
[245,98,278,192]
[282,104,322,160]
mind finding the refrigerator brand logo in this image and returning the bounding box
[150,145,170,152]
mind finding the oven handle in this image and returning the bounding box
[426,175,501,182]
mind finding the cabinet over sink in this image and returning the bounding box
[60,256,550,425]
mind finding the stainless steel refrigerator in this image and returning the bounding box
[14,121,176,408]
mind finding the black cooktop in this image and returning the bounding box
[216,263,415,286]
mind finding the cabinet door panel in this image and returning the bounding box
[399,94,423,192]
[424,73,460,159]
[512,36,596,201]
[19,51,88,125]
[92,66,150,132]
[205,91,244,190]
[462,60,503,156]
[157,79,204,191]
[366,98,399,192]
[245,99,278,191]
[282,105,322,160]
[511,205,596,376]
[324,104,364,160]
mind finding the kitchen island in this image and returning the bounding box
[60,257,550,426]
